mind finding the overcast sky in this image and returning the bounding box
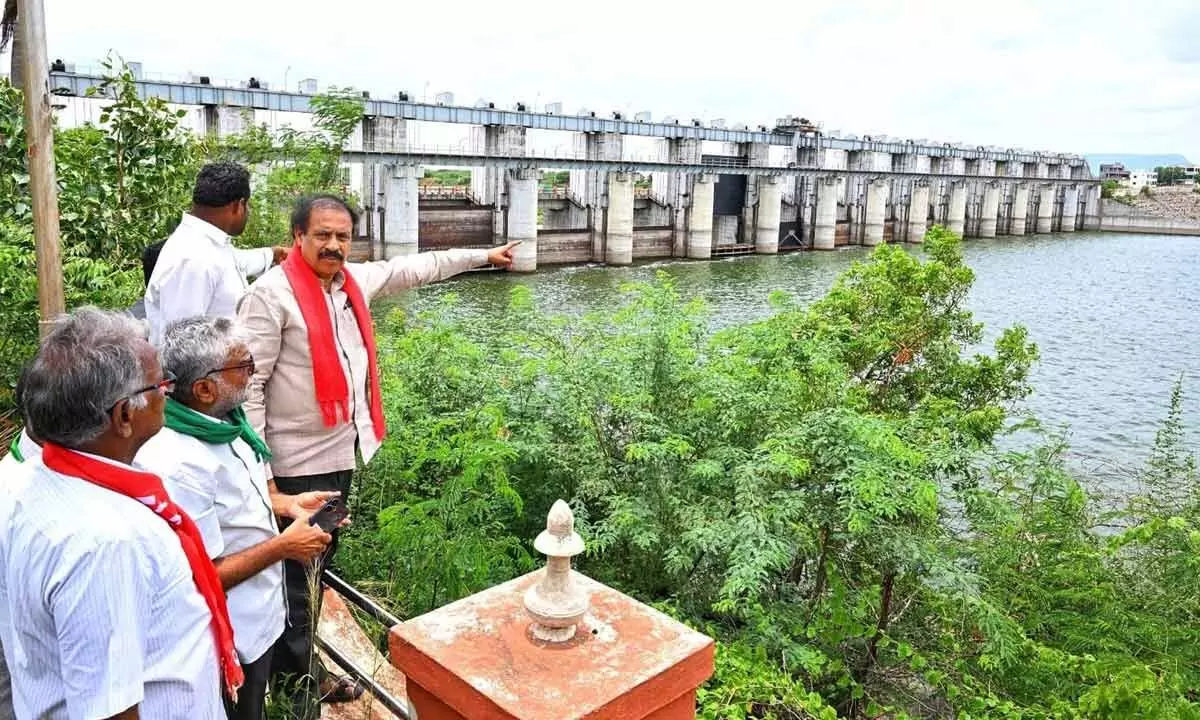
[6,0,1199,161]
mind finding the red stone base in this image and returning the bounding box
[407,683,698,720]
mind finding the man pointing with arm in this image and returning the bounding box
[238,194,516,716]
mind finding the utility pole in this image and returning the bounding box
[18,0,64,336]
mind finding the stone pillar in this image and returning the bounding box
[473,126,528,238]
[1037,185,1055,234]
[605,172,635,265]
[907,183,930,243]
[980,183,1000,238]
[754,176,782,254]
[947,182,967,238]
[741,143,771,243]
[204,106,251,138]
[1061,184,1079,232]
[814,177,839,250]
[363,116,407,152]
[390,501,716,720]
[383,164,420,258]
[572,132,624,262]
[863,178,888,246]
[1011,184,1030,236]
[1082,184,1101,230]
[508,169,538,272]
[686,175,715,260]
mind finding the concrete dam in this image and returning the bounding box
[51,70,1101,271]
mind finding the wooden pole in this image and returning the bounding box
[17,0,64,336]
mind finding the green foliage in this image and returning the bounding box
[423,169,471,187]
[1100,180,1119,200]
[540,170,568,188]
[216,87,363,249]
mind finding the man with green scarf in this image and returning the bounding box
[136,316,336,720]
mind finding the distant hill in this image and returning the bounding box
[1084,154,1192,173]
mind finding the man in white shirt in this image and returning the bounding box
[145,161,290,343]
[0,367,41,720]
[0,307,227,719]
[137,316,336,720]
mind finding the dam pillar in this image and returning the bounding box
[383,163,421,258]
[471,125,528,239]
[1061,184,1080,232]
[686,175,716,259]
[507,168,539,272]
[654,138,703,258]
[947,182,967,238]
[570,132,624,262]
[863,178,888,247]
[605,172,635,265]
[754,175,783,254]
[739,143,771,244]
[1082,184,1102,230]
[814,176,839,250]
[1011,184,1030,236]
[361,117,407,248]
[1037,184,1055,234]
[980,182,1000,238]
[907,183,930,243]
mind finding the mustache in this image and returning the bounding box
[318,249,345,261]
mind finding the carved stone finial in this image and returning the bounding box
[524,499,588,642]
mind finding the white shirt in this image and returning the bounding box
[137,424,286,664]
[145,214,274,344]
[0,453,223,720]
[0,433,37,720]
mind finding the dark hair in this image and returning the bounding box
[290,194,359,235]
[142,240,166,287]
[192,162,251,208]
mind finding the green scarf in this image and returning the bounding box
[164,397,272,462]
[8,433,23,463]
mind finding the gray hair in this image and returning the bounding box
[23,307,152,448]
[160,316,249,405]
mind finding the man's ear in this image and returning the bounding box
[111,400,135,439]
[192,378,218,405]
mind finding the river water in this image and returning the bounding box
[394,231,1199,487]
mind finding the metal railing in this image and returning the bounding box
[320,570,408,718]
[418,185,471,200]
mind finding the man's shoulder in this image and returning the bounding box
[244,265,293,299]
[137,428,222,483]
[6,465,154,550]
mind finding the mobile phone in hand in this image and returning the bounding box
[308,498,348,533]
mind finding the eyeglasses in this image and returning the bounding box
[203,356,256,378]
[108,371,177,413]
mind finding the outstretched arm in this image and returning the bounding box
[356,243,518,300]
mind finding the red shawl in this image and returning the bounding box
[281,247,386,441]
[41,443,244,699]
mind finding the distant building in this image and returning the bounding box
[1125,170,1156,192]
[1100,163,1131,181]
[1170,165,1200,181]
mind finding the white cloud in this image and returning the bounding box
[4,0,1198,161]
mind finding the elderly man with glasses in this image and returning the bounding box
[136,316,337,720]
[0,307,237,718]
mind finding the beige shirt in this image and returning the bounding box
[238,249,490,477]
